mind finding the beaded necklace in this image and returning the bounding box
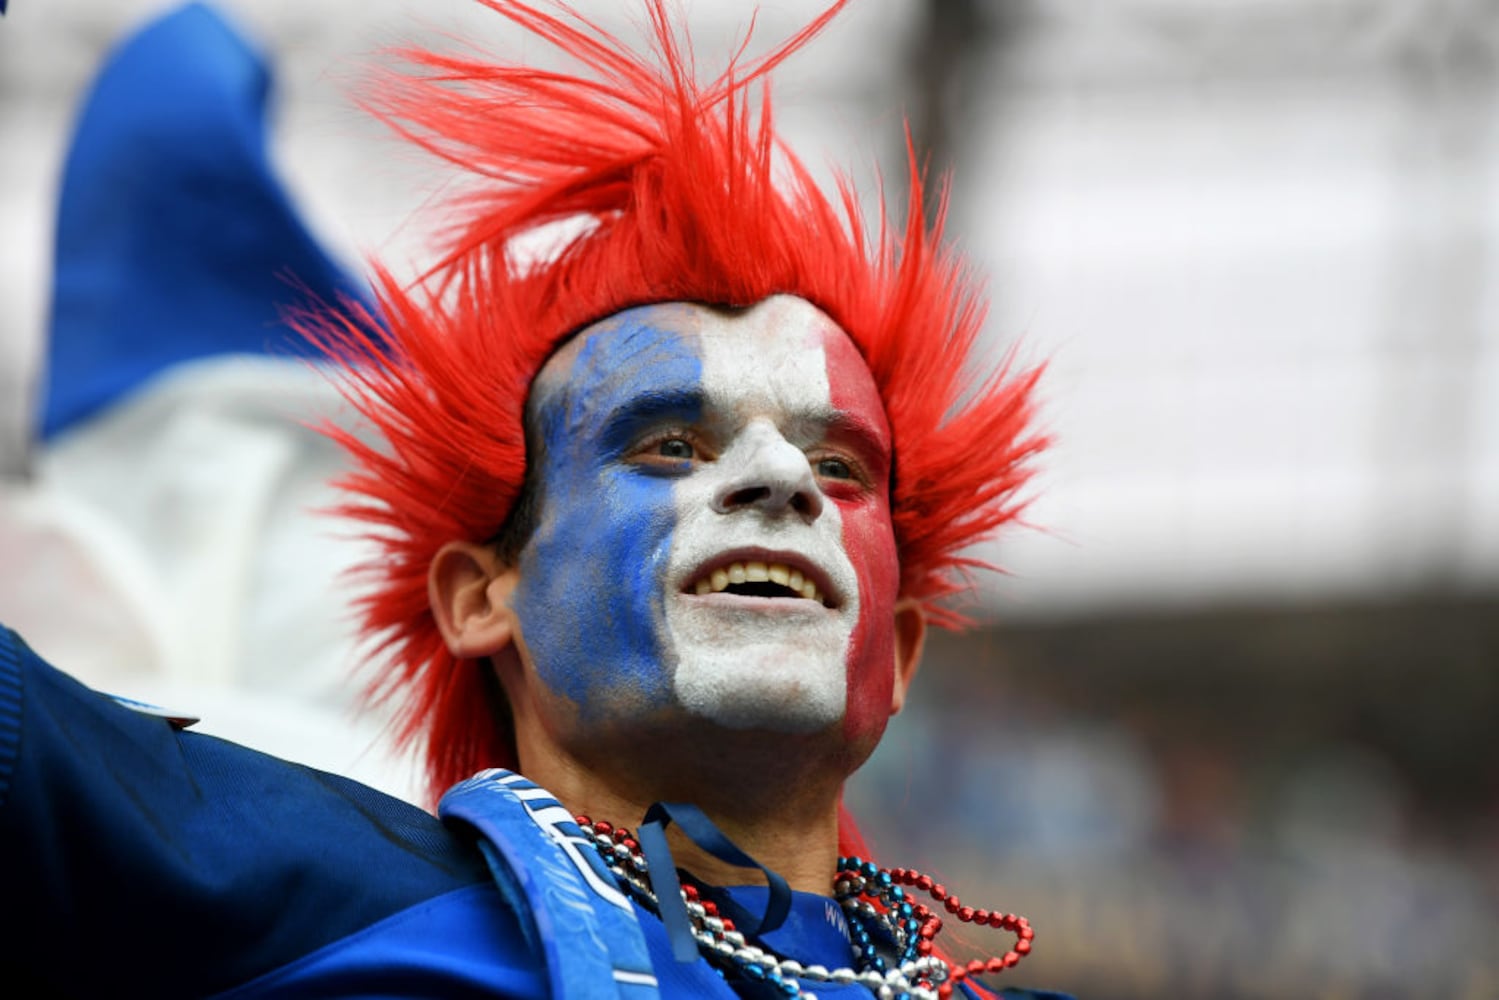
[577,815,1033,1000]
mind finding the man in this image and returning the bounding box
[1,1,1057,997]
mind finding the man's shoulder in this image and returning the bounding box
[0,625,499,997]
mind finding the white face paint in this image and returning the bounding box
[665,299,866,732]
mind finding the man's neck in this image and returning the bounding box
[516,733,851,895]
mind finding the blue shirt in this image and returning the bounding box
[0,626,1069,999]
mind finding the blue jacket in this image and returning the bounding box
[0,626,1069,999]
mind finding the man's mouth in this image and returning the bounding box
[687,559,831,607]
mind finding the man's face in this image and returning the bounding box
[508,296,900,746]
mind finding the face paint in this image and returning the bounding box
[819,326,901,745]
[510,296,899,740]
[664,299,896,734]
[510,308,702,719]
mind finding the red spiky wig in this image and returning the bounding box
[310,0,1046,806]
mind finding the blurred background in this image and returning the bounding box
[2,1,1496,997]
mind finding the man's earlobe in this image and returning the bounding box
[888,599,927,717]
[429,541,521,659]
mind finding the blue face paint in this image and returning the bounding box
[510,308,702,719]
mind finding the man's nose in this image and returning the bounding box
[711,421,824,521]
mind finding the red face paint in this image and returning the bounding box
[817,323,900,749]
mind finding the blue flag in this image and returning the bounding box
[43,3,374,438]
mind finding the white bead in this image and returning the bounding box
[780,960,803,977]
[830,969,857,984]
[803,964,829,981]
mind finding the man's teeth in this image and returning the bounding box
[692,561,823,603]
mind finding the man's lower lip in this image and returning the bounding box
[678,592,833,612]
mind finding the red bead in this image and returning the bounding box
[701,901,718,916]
[916,940,933,956]
[916,875,934,892]
[972,908,989,924]
[967,959,987,975]
[930,882,947,899]
[958,906,975,922]
[944,896,961,914]
[987,957,1008,973]
[1015,940,1031,955]
[937,985,953,999]
[1019,926,1035,941]
[721,918,736,933]
[682,885,699,901]
[575,815,591,827]
[621,838,639,852]
[1004,952,1020,968]
[593,820,613,835]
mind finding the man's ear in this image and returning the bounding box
[888,598,927,717]
[429,541,521,659]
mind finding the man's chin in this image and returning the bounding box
[670,642,848,733]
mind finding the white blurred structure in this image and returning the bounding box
[963,0,1499,619]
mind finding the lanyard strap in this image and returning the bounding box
[637,801,792,963]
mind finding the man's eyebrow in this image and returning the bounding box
[815,409,892,463]
[598,387,705,444]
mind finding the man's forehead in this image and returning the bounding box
[534,297,888,434]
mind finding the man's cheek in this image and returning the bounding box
[517,469,680,714]
[582,470,682,707]
[840,500,900,742]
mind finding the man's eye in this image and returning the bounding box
[657,438,695,460]
[816,457,854,480]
